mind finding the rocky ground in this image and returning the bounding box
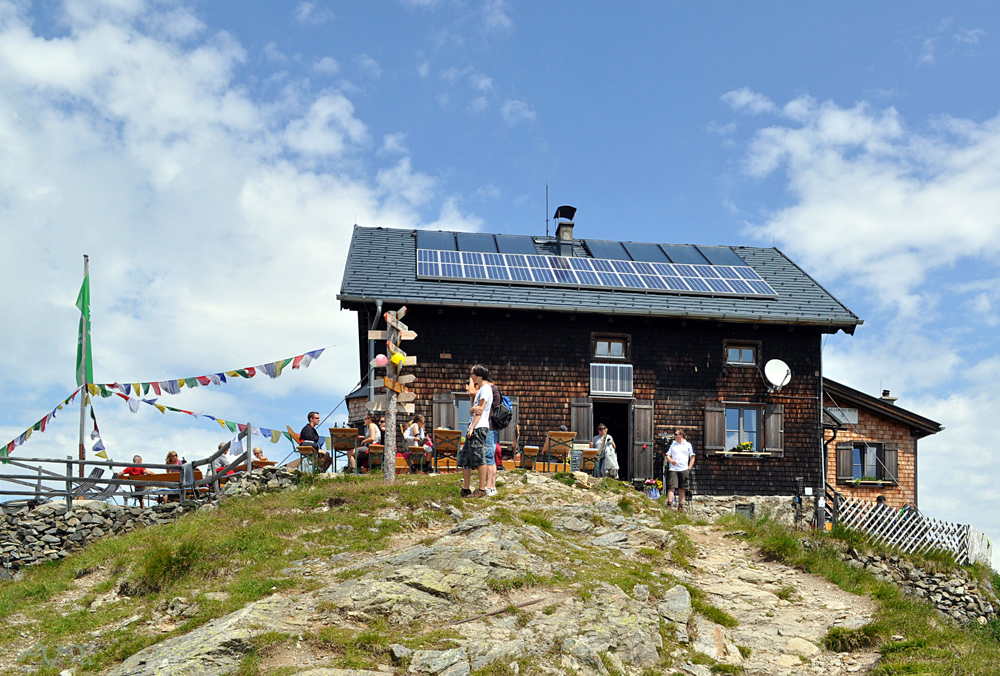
[2,471,883,676]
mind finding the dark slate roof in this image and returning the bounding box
[823,378,943,437]
[338,226,862,333]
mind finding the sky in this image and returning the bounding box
[2,1,999,567]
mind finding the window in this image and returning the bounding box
[836,441,898,485]
[454,395,472,432]
[725,405,760,452]
[725,342,757,365]
[590,363,633,396]
[704,401,783,456]
[594,335,628,360]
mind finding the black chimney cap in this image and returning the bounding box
[553,205,576,221]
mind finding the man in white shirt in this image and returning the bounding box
[666,428,695,511]
[458,364,492,498]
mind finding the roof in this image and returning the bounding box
[823,378,943,438]
[338,226,862,333]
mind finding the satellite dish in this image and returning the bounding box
[764,359,792,390]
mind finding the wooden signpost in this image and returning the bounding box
[368,306,417,483]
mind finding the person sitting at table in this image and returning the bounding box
[357,413,381,471]
[119,455,153,507]
[403,413,433,471]
[165,450,181,467]
[252,447,268,463]
[300,411,332,472]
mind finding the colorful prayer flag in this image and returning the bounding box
[75,273,94,386]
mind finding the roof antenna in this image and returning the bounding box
[545,182,549,238]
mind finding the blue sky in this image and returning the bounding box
[2,1,999,567]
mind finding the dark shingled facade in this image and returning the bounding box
[339,225,863,495]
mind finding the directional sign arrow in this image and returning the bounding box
[397,374,416,384]
[368,330,389,340]
[398,391,417,403]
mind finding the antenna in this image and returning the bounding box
[763,359,792,392]
[545,182,549,237]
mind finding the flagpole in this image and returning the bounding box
[78,254,89,478]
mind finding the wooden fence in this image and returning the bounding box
[834,494,992,566]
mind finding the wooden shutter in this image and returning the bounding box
[499,396,519,446]
[704,401,725,451]
[882,442,899,485]
[631,400,655,479]
[763,404,784,456]
[836,442,853,482]
[570,397,593,444]
[432,392,455,430]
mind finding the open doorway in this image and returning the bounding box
[592,400,630,480]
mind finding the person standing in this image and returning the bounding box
[666,428,695,510]
[459,364,492,498]
[356,413,381,471]
[592,423,617,477]
[300,411,332,472]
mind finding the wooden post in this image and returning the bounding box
[383,314,399,484]
[65,455,73,511]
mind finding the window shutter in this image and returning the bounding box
[432,392,455,430]
[704,401,725,450]
[883,442,899,485]
[570,397,593,444]
[763,404,784,455]
[836,442,853,482]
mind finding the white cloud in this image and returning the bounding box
[954,28,985,45]
[918,37,938,65]
[313,56,339,74]
[482,0,513,33]
[263,42,288,62]
[500,99,534,126]
[0,1,484,469]
[356,53,382,79]
[706,121,737,135]
[471,73,493,93]
[417,60,430,78]
[425,196,484,231]
[379,132,408,155]
[294,1,334,25]
[475,183,500,199]
[731,91,1000,568]
[721,87,777,115]
[468,96,488,114]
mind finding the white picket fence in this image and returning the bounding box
[836,497,992,566]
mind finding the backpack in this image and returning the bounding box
[489,384,513,430]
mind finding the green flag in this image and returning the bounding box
[75,273,94,386]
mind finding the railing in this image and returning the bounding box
[833,493,992,566]
[0,427,262,511]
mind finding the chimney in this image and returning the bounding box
[880,389,898,405]
[553,205,576,257]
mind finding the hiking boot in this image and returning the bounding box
[486,487,498,497]
[469,489,488,499]
[461,488,472,498]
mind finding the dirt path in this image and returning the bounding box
[681,525,879,675]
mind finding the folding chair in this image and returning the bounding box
[408,445,429,473]
[542,431,576,472]
[73,467,105,497]
[296,445,318,474]
[395,455,410,474]
[521,445,540,470]
[580,448,599,475]
[432,429,461,473]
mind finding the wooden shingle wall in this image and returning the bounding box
[350,303,824,495]
[823,401,917,510]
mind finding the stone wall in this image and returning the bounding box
[842,548,998,624]
[0,466,297,577]
[682,493,817,527]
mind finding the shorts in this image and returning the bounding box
[484,430,498,466]
[458,427,488,469]
[668,470,691,490]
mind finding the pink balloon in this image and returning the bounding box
[375,354,388,366]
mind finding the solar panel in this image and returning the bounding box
[584,240,631,260]
[660,245,709,265]
[416,230,457,250]
[456,232,498,253]
[696,245,748,267]
[623,241,671,263]
[414,249,776,298]
[495,234,538,255]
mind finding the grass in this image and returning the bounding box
[518,511,553,531]
[669,530,697,568]
[0,472,465,675]
[719,512,1000,675]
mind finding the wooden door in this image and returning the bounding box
[631,400,655,479]
[570,397,593,444]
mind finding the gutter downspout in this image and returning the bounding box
[818,348,827,529]
[368,300,383,409]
